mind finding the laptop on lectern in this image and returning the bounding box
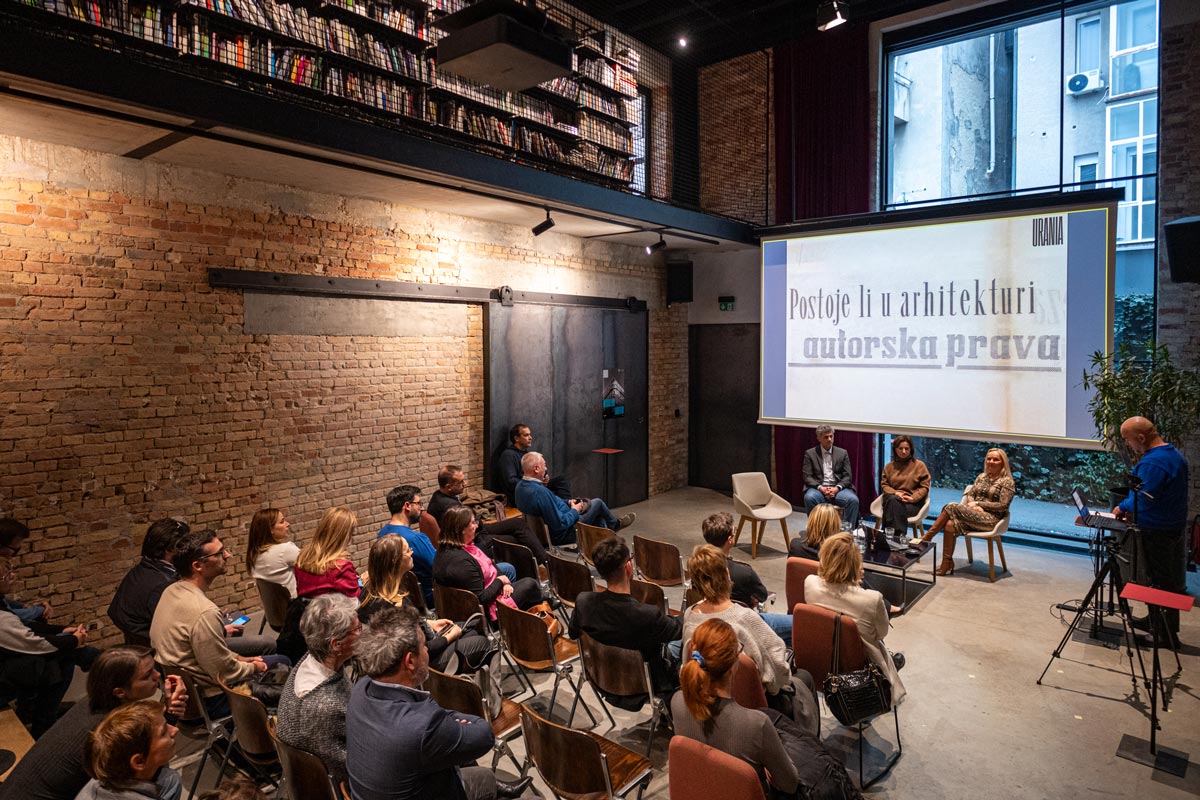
[1071,488,1127,533]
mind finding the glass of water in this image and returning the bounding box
[884,527,896,543]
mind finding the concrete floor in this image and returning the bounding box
[164,486,1200,799]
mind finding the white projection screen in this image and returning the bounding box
[759,196,1117,449]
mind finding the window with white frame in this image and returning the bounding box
[1110,0,1157,95]
[1075,16,1101,74]
[1107,96,1156,243]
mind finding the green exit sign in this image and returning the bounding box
[718,295,736,312]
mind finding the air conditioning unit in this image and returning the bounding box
[1066,70,1104,95]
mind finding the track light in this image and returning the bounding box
[817,0,847,31]
[645,234,667,255]
[531,208,555,236]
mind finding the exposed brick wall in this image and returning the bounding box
[699,51,771,224]
[0,137,687,641]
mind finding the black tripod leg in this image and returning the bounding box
[1039,558,1113,684]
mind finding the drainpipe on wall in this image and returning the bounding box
[986,33,997,176]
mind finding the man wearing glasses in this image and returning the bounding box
[378,484,440,609]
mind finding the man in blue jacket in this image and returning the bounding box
[513,451,634,546]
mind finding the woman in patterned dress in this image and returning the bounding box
[917,448,1015,576]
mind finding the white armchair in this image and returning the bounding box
[731,472,793,559]
[959,488,1010,582]
[868,494,932,538]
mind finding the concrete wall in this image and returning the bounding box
[685,250,761,326]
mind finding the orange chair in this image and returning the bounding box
[668,736,765,800]
[784,557,819,613]
[419,511,440,547]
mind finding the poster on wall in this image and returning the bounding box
[602,369,626,419]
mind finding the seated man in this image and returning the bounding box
[0,518,52,623]
[513,452,633,546]
[802,424,860,528]
[428,465,549,564]
[108,518,190,645]
[377,485,440,609]
[701,512,791,642]
[346,605,531,800]
[494,422,571,500]
[569,537,681,707]
[150,530,287,717]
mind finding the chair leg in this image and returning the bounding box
[857,721,865,788]
[572,669,598,727]
[644,704,660,757]
[590,680,617,728]
[187,747,211,800]
[749,519,758,559]
[987,540,996,582]
[734,516,747,545]
[964,535,974,564]
[779,517,790,553]
[997,539,1008,573]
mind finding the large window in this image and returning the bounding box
[883,0,1159,539]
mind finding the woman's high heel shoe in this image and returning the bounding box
[935,532,957,575]
[935,560,955,576]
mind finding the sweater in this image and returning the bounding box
[149,581,255,697]
[250,542,300,599]
[276,654,351,786]
[681,603,791,694]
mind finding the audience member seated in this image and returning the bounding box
[701,512,792,642]
[788,504,840,561]
[804,533,907,706]
[359,534,491,674]
[77,700,179,800]
[673,619,862,800]
[802,424,860,528]
[916,447,1015,576]
[433,507,544,622]
[109,519,190,646]
[345,605,532,800]
[151,530,287,717]
[513,451,633,547]
[879,435,931,536]
[276,594,360,789]
[1,645,189,800]
[569,536,682,708]
[682,545,818,734]
[296,507,361,600]
[377,486,438,608]
[0,518,53,623]
[494,422,571,500]
[245,508,300,599]
[428,465,549,564]
[0,556,97,738]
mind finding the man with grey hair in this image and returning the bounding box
[346,606,532,800]
[513,451,633,546]
[801,424,860,527]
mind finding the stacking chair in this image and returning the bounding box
[419,510,441,547]
[682,583,704,611]
[270,727,339,800]
[792,603,901,788]
[669,736,765,800]
[578,633,668,756]
[525,514,553,554]
[631,534,685,587]
[494,602,596,727]
[425,668,525,774]
[401,570,435,618]
[492,539,541,584]
[255,579,291,634]
[577,521,618,566]
[521,705,653,800]
[731,472,793,558]
[963,506,1011,582]
[784,557,819,613]
[433,584,490,636]
[730,652,768,711]
[868,495,932,539]
[629,577,679,617]
[547,552,594,609]
[161,666,232,798]
[219,685,282,789]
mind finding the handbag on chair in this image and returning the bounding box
[821,612,892,726]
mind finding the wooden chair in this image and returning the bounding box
[730,652,768,711]
[433,584,490,635]
[270,727,339,800]
[220,683,281,788]
[731,472,792,558]
[629,577,679,617]
[792,603,901,789]
[419,510,441,547]
[631,534,684,587]
[161,666,232,798]
[578,632,668,756]
[521,705,653,800]
[669,735,765,800]
[255,578,291,634]
[963,508,1011,582]
[577,521,618,567]
[525,514,553,553]
[547,552,594,610]
[492,539,541,583]
[425,668,526,774]
[495,601,596,727]
[784,557,819,613]
[683,583,704,611]
[401,570,434,618]
[868,495,932,538]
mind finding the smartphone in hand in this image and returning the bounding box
[230,615,251,627]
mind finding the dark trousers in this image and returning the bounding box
[880,494,923,534]
[1136,527,1188,635]
[0,649,75,738]
[478,515,549,564]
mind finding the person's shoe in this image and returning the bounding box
[935,560,955,576]
[1129,614,1151,632]
[496,776,534,799]
[891,652,906,671]
[889,603,906,617]
[618,512,637,530]
[1134,631,1182,650]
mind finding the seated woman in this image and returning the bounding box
[295,507,360,600]
[276,594,360,788]
[78,700,179,800]
[804,533,906,706]
[432,506,543,622]
[879,435,931,536]
[1,645,188,799]
[359,534,492,673]
[788,503,841,560]
[916,447,1015,576]
[246,507,301,599]
[682,545,818,734]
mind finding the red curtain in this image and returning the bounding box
[771,23,878,510]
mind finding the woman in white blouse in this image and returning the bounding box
[246,507,301,598]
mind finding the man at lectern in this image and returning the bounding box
[1112,415,1190,643]
[801,424,860,528]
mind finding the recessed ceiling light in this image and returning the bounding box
[678,37,688,48]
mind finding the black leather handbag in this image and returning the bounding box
[821,612,892,726]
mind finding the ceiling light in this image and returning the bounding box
[645,234,667,254]
[678,37,688,48]
[531,208,555,236]
[817,0,847,31]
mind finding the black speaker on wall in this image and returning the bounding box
[1165,216,1200,284]
[667,261,693,306]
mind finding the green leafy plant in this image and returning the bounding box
[1081,343,1200,454]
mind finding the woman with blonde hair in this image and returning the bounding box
[788,503,841,560]
[295,507,359,599]
[246,508,300,598]
[804,533,906,705]
[916,447,1015,575]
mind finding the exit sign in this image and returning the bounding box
[718,295,736,312]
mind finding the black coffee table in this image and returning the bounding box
[861,539,937,608]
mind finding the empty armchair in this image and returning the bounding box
[731,472,793,559]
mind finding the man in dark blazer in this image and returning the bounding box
[802,424,860,527]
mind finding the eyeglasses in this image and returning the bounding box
[196,547,231,562]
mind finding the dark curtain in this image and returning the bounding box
[771,23,878,511]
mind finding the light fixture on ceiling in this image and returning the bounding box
[678,36,688,48]
[531,207,555,236]
[645,233,667,254]
[817,0,847,31]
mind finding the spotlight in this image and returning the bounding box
[817,0,847,31]
[678,37,688,48]
[645,234,667,255]
[531,208,555,236]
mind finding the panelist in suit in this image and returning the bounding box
[801,424,860,528]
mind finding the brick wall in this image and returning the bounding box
[0,136,688,640]
[699,51,772,224]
